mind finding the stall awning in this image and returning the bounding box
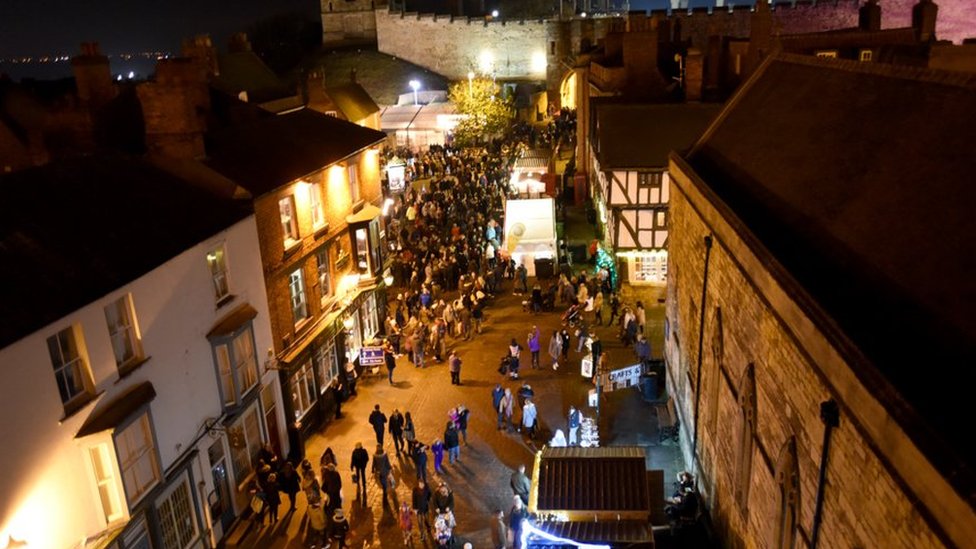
[76,382,156,438]
[529,520,652,544]
[207,302,258,338]
[346,203,382,225]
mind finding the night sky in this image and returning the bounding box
[0,0,318,58]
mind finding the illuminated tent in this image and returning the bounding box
[502,197,557,277]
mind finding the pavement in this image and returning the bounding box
[228,270,685,548]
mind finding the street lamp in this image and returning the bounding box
[409,79,421,106]
[491,9,499,17]
[467,71,475,98]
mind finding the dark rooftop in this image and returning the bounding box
[214,51,297,105]
[593,101,721,169]
[534,446,649,512]
[0,155,253,348]
[205,107,386,197]
[685,54,976,494]
[307,48,449,106]
[327,82,380,122]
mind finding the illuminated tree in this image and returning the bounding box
[448,76,514,146]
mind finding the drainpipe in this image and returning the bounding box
[811,399,840,549]
[690,234,713,477]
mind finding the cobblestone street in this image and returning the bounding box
[232,269,683,548]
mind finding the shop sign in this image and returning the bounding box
[604,363,642,392]
[359,346,385,366]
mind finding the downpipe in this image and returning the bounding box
[811,399,840,548]
[691,234,713,477]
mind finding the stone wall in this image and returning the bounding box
[663,155,972,547]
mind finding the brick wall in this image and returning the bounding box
[664,157,966,547]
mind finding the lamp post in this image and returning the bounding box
[409,79,421,106]
[467,71,475,98]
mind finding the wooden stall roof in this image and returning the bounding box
[533,446,649,512]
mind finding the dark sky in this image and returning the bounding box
[0,0,318,57]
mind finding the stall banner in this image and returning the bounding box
[580,355,593,378]
[360,346,385,366]
[603,363,642,392]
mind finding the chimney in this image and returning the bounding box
[181,34,219,77]
[622,29,666,96]
[858,0,882,32]
[228,33,252,53]
[137,58,210,159]
[745,0,773,77]
[912,0,938,42]
[71,42,116,110]
[684,48,703,102]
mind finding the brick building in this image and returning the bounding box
[665,54,976,547]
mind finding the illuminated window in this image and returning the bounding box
[289,268,308,325]
[289,360,317,420]
[47,325,94,408]
[633,252,668,284]
[89,443,123,523]
[157,472,198,549]
[104,295,143,371]
[309,182,325,229]
[734,54,742,75]
[207,245,230,303]
[317,248,332,307]
[116,412,160,506]
[315,342,340,395]
[212,324,259,407]
[279,195,299,248]
[228,403,264,487]
[859,49,873,62]
[348,164,360,203]
[815,50,838,59]
[360,293,379,340]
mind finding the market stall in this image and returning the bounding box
[502,197,557,278]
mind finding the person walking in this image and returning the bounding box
[413,443,429,483]
[635,333,651,366]
[522,398,538,440]
[559,328,571,361]
[350,442,369,496]
[390,408,406,456]
[636,301,646,335]
[491,509,509,549]
[263,473,282,524]
[457,405,470,445]
[404,411,417,453]
[308,500,328,547]
[567,405,581,446]
[301,460,322,506]
[432,439,445,474]
[593,291,604,326]
[444,421,461,465]
[499,388,514,432]
[508,338,522,378]
[372,445,393,501]
[399,501,415,545]
[449,351,462,385]
[590,335,603,382]
[413,479,433,542]
[369,405,388,446]
[510,464,531,506]
[330,508,350,549]
[278,461,300,512]
[548,330,562,370]
[321,463,342,513]
[385,344,397,385]
[432,482,455,514]
[492,384,505,429]
[527,326,541,369]
[607,293,620,326]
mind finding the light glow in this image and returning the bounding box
[382,198,395,216]
[520,519,611,549]
[478,50,495,75]
[531,51,547,74]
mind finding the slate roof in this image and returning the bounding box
[592,100,721,169]
[684,54,976,490]
[0,155,253,348]
[214,51,296,105]
[205,107,386,197]
[327,82,380,122]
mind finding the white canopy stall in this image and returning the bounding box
[503,198,557,277]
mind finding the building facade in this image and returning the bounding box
[0,157,282,549]
[664,54,976,548]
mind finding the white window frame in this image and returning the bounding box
[47,324,94,407]
[289,268,308,325]
[289,360,317,420]
[115,412,161,507]
[315,342,340,395]
[207,245,231,303]
[361,293,379,341]
[156,471,199,549]
[309,182,326,230]
[212,324,259,407]
[105,294,143,370]
[316,248,332,307]
[89,443,124,524]
[347,164,360,203]
[279,195,300,248]
[229,403,264,488]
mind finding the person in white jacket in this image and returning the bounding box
[522,399,538,440]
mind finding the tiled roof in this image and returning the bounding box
[535,446,649,511]
[593,101,721,169]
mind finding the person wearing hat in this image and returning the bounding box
[330,508,350,548]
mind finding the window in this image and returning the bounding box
[633,252,667,284]
[47,325,94,408]
[815,50,838,59]
[735,364,757,512]
[279,195,299,248]
[228,404,263,486]
[289,268,308,325]
[352,218,382,277]
[774,438,799,549]
[116,413,160,505]
[859,49,873,62]
[213,325,259,406]
[638,172,662,187]
[309,182,326,229]
[361,293,379,340]
[316,248,332,307]
[734,54,742,75]
[207,246,230,302]
[348,164,360,203]
[90,443,123,523]
[105,295,143,370]
[289,360,318,420]
[157,472,198,549]
[315,342,340,395]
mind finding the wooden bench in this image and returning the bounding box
[657,397,680,443]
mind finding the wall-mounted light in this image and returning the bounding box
[383,273,395,287]
[343,316,355,330]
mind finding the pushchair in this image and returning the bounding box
[498,355,520,379]
[561,304,581,327]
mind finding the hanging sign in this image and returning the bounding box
[604,363,642,392]
[580,355,593,378]
[359,346,385,366]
